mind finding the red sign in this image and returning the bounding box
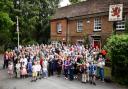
[109,4,123,21]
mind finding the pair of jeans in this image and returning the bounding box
[43,70,48,78]
[99,68,104,81]
[64,69,68,78]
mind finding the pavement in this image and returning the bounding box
[0,55,127,89]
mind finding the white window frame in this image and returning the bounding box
[77,20,83,32]
[116,16,125,30]
[94,17,101,31]
[56,23,62,33]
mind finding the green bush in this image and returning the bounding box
[105,34,128,85]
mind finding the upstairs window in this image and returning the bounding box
[77,20,83,32]
[94,17,101,31]
[56,23,62,33]
[116,16,125,30]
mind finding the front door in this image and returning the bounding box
[93,40,101,49]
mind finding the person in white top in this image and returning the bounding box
[31,62,38,82]
[8,62,13,78]
[23,55,28,66]
[43,58,48,78]
[16,61,21,78]
[36,61,41,79]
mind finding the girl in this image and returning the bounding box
[21,62,27,78]
[37,61,42,79]
[43,58,48,78]
[81,60,87,83]
[16,60,21,78]
[8,62,13,78]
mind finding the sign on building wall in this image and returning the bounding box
[109,4,123,21]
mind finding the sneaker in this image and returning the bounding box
[93,82,96,86]
[102,80,104,83]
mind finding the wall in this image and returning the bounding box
[50,19,67,42]
[50,15,124,46]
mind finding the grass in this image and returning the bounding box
[104,66,111,78]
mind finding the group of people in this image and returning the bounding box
[3,43,107,85]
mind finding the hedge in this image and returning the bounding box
[105,34,128,85]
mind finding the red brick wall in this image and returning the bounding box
[51,19,67,42]
[50,15,116,45]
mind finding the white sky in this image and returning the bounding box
[59,0,70,7]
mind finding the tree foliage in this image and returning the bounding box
[105,35,128,85]
[0,0,61,51]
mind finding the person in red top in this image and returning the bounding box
[101,49,107,59]
[40,56,43,68]
[40,56,44,78]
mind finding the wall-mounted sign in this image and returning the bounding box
[109,4,123,21]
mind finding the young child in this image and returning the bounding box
[37,61,42,79]
[21,62,27,78]
[8,62,14,78]
[16,61,21,78]
[89,62,97,85]
[86,61,90,82]
[27,59,32,77]
[43,58,48,78]
[31,62,38,82]
[81,60,87,83]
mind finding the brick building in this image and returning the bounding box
[50,0,128,48]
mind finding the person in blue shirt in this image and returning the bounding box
[27,59,32,77]
[89,61,97,85]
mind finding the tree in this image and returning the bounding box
[0,12,14,50]
[35,0,61,44]
[12,0,61,44]
[0,0,61,51]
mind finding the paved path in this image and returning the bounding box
[0,55,127,89]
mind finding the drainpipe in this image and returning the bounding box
[66,16,70,44]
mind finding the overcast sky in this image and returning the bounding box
[59,0,70,7]
[59,0,86,7]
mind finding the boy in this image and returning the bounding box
[89,62,97,85]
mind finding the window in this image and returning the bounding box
[77,39,84,44]
[94,17,101,31]
[116,16,125,30]
[56,23,62,33]
[77,20,83,32]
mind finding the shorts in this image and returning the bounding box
[32,72,37,77]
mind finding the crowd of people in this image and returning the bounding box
[3,43,107,85]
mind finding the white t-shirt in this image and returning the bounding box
[16,63,21,69]
[36,64,41,72]
[32,65,37,72]
[23,58,28,66]
[43,61,48,71]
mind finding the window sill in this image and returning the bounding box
[57,32,62,34]
[93,30,102,32]
[76,31,82,33]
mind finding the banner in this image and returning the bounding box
[109,4,123,21]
